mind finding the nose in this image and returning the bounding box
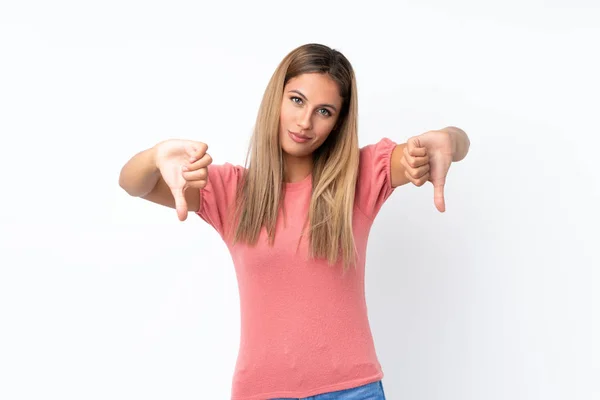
[296,108,312,130]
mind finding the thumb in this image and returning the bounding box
[433,181,446,213]
[171,187,188,221]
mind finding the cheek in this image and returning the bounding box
[316,119,336,136]
[280,101,294,120]
[314,128,333,145]
[279,108,287,132]
[314,118,340,143]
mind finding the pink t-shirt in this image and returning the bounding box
[196,137,397,400]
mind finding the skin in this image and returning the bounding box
[277,72,470,213]
[278,72,343,183]
[122,74,469,222]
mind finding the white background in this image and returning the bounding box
[1,1,598,399]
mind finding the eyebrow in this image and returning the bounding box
[288,90,338,112]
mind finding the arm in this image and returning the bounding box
[390,143,410,188]
[119,146,161,197]
[118,145,201,213]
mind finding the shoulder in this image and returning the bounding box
[359,137,397,158]
[358,137,397,174]
[354,137,398,219]
[207,162,246,186]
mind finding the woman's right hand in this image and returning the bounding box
[154,139,212,221]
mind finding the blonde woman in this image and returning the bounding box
[119,43,470,400]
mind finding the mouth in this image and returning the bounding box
[288,130,313,143]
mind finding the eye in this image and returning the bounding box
[290,96,331,117]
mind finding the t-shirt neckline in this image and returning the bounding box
[283,173,312,192]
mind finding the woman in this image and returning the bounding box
[119,43,470,400]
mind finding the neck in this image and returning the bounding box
[283,154,313,183]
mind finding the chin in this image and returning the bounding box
[280,132,313,157]
[281,145,314,158]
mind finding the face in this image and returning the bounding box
[279,72,344,159]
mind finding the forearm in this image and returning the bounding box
[118,146,161,197]
[442,126,470,162]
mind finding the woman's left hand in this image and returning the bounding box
[400,129,454,212]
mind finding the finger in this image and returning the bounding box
[402,152,430,177]
[409,145,427,157]
[182,166,208,181]
[403,147,429,168]
[402,147,417,168]
[185,153,213,171]
[433,181,446,213]
[184,180,207,189]
[407,137,427,157]
[186,142,208,161]
[171,187,189,221]
[413,154,429,167]
[408,155,430,169]
[405,170,430,187]
[410,163,430,179]
[185,143,199,158]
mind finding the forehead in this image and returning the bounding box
[284,73,342,104]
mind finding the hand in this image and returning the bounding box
[154,139,212,221]
[400,130,453,212]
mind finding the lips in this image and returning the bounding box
[289,131,312,139]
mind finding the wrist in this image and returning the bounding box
[150,144,160,170]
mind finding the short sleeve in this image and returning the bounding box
[195,162,245,239]
[355,137,398,220]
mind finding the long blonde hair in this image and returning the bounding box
[228,43,360,271]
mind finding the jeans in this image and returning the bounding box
[269,380,386,400]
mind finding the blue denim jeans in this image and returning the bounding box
[269,380,386,400]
